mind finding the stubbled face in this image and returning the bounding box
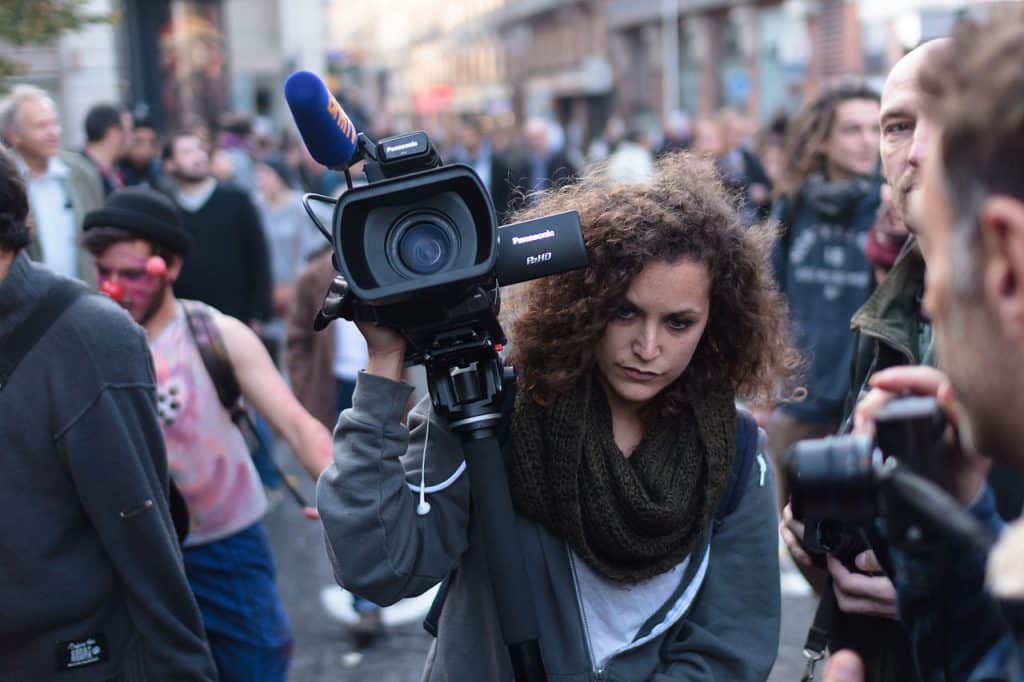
[167,135,210,182]
[825,98,881,179]
[913,138,1016,463]
[594,259,712,414]
[9,96,61,162]
[95,240,170,325]
[880,53,936,232]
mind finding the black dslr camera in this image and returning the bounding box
[304,130,586,365]
[785,396,948,563]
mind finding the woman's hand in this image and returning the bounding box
[357,321,407,382]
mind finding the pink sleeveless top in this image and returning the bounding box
[150,302,267,546]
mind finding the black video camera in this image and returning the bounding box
[304,130,586,365]
[785,396,948,562]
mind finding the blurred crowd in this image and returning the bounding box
[5,6,1024,679]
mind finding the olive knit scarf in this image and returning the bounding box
[506,373,736,584]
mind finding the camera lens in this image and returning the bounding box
[398,221,452,275]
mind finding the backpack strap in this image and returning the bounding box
[0,279,89,390]
[714,408,760,525]
[181,301,242,416]
[180,301,311,508]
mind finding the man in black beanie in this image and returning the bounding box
[82,187,333,682]
[0,149,216,679]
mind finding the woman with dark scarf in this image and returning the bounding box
[317,152,794,680]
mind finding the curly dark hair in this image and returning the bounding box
[0,145,30,253]
[505,152,795,411]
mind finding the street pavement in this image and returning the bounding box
[265,447,819,681]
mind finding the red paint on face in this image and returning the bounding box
[95,241,167,324]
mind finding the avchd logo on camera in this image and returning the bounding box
[526,252,553,266]
[512,229,556,246]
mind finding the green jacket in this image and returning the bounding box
[839,239,928,433]
[832,240,927,682]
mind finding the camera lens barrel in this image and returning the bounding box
[391,214,458,276]
[786,434,878,522]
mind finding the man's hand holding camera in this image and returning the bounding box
[780,504,899,618]
[782,364,992,621]
[853,365,991,505]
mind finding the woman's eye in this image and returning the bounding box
[614,305,637,320]
[667,318,692,331]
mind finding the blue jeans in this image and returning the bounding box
[183,523,293,682]
[336,377,381,616]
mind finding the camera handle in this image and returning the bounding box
[878,461,997,555]
[424,342,548,682]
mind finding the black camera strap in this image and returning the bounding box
[801,576,836,682]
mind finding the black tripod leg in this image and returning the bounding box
[460,433,548,682]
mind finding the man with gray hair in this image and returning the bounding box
[0,84,102,284]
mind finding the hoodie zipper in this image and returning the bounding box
[568,551,604,681]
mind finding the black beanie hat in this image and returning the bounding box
[84,187,193,255]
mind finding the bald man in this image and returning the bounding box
[780,39,948,682]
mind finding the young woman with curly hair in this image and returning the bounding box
[318,152,792,681]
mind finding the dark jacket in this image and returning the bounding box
[840,238,928,430]
[172,183,273,323]
[0,252,216,680]
[448,147,521,223]
[772,174,881,424]
[509,150,578,213]
[831,240,927,681]
[890,486,1021,681]
[318,372,781,681]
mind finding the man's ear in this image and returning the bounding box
[979,196,1024,342]
[166,253,184,283]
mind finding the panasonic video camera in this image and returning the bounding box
[305,130,586,365]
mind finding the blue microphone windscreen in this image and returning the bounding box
[284,70,358,169]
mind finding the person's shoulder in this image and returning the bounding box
[63,289,147,354]
[58,149,96,177]
[49,286,154,387]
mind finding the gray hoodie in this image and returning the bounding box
[318,372,781,681]
[0,252,216,680]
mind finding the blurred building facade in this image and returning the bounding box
[0,0,997,149]
[2,0,325,146]
[327,0,985,151]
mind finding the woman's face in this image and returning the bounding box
[594,258,711,414]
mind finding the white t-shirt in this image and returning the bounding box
[569,549,689,668]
